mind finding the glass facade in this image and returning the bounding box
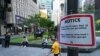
[40,0,53,18]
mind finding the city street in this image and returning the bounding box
[0,45,100,56]
[0,0,99,56]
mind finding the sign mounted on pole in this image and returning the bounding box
[58,14,96,48]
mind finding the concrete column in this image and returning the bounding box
[0,25,6,35]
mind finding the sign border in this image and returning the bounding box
[58,14,95,46]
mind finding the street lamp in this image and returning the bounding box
[67,0,78,56]
[60,3,64,25]
[60,3,64,12]
[60,3,64,15]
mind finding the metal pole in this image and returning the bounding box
[67,0,79,56]
[67,0,78,14]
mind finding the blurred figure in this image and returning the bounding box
[42,38,48,48]
[22,36,28,47]
[47,38,61,56]
[5,32,11,48]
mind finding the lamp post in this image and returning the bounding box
[60,3,64,16]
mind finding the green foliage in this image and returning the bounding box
[10,37,23,43]
[39,17,48,27]
[96,20,100,31]
[23,14,40,26]
[24,14,54,28]
[23,14,54,38]
[83,4,95,13]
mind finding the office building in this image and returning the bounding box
[0,0,39,35]
[40,0,53,19]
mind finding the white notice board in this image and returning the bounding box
[58,14,96,48]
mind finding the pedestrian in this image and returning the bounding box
[42,38,48,48]
[22,36,28,47]
[47,38,61,56]
[5,32,11,48]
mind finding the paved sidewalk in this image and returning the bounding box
[0,45,63,56]
[0,45,100,56]
[0,45,50,56]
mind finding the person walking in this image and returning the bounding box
[22,36,28,47]
[47,38,61,56]
[5,32,11,48]
[42,38,48,48]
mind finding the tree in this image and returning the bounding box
[24,14,54,38]
[96,20,100,31]
[83,4,95,13]
[39,17,54,37]
[24,14,40,27]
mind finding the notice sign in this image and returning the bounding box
[59,14,96,48]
